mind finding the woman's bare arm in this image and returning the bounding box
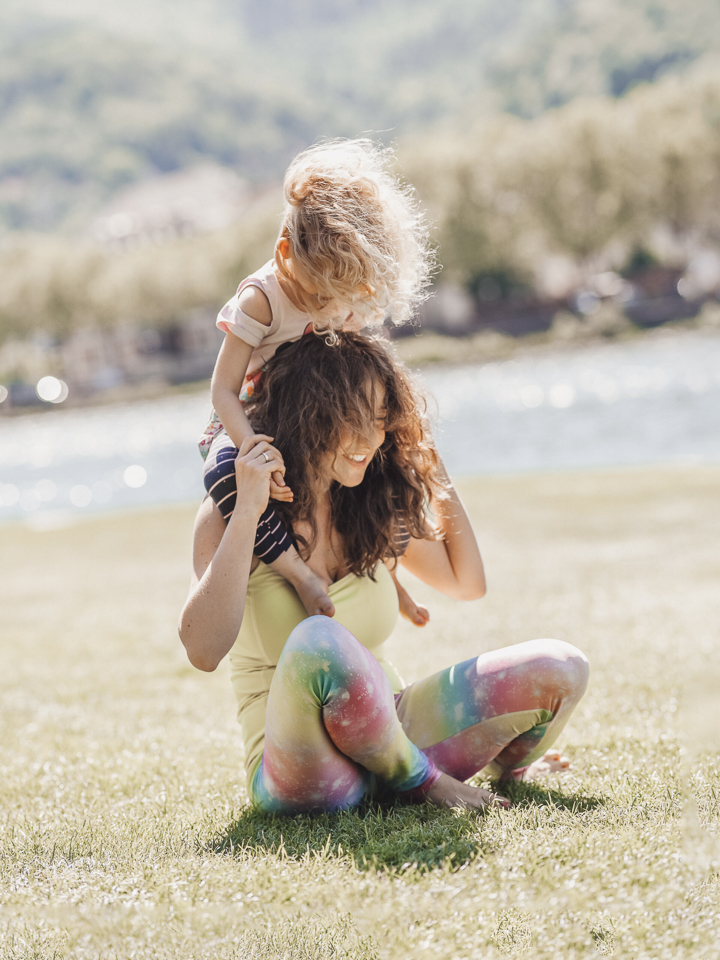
[178,435,279,672]
[400,463,486,601]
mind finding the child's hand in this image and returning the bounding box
[270,470,294,502]
[232,435,284,519]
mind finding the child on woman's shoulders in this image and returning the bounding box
[200,138,433,626]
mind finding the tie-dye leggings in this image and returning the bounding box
[251,616,589,814]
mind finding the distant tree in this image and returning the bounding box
[406,67,720,291]
[402,119,535,291]
[0,203,278,343]
[629,74,720,253]
[3,0,720,231]
[514,97,647,271]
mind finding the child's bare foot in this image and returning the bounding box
[293,571,335,618]
[391,571,430,627]
[522,749,572,780]
[425,773,510,811]
[271,548,335,618]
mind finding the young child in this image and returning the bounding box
[199,138,433,624]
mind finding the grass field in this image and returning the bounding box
[1,466,719,959]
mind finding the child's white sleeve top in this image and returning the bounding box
[216,260,313,377]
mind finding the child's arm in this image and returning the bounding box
[211,331,257,447]
[211,285,272,447]
[211,286,292,501]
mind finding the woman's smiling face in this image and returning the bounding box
[323,384,387,488]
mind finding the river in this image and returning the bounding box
[1,327,719,527]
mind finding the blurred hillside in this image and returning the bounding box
[4,0,720,405]
[2,0,720,231]
[4,65,720,344]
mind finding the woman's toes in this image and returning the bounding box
[472,788,511,811]
[492,792,512,810]
[425,774,511,811]
[543,749,571,771]
[523,749,573,780]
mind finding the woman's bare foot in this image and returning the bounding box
[425,772,511,811]
[271,549,335,618]
[523,749,571,780]
[393,574,430,627]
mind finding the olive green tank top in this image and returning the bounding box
[229,561,404,784]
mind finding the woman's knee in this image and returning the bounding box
[283,615,361,662]
[279,616,380,706]
[530,638,589,698]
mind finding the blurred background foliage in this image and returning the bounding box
[2,0,720,340]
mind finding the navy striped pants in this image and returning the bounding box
[203,431,293,563]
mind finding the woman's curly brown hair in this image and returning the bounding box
[245,332,447,577]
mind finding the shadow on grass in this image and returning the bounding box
[493,779,605,812]
[205,783,604,874]
[207,797,491,873]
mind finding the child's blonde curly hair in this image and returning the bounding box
[276,138,433,329]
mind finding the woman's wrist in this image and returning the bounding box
[228,501,266,528]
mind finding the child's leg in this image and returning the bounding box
[384,524,429,628]
[270,551,336,617]
[394,638,589,782]
[251,616,440,814]
[203,431,334,616]
[386,562,429,627]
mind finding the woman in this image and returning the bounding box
[179,334,589,813]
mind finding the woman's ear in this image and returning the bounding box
[276,237,292,261]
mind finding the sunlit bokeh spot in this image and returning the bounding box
[548,383,576,408]
[69,484,93,507]
[36,376,69,403]
[0,484,20,507]
[0,385,8,403]
[34,479,57,502]
[124,465,148,488]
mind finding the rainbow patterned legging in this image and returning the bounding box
[250,616,589,814]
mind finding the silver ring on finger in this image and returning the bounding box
[262,452,270,463]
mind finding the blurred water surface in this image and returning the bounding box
[1,330,719,526]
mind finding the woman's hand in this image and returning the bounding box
[233,434,290,516]
[179,436,287,673]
